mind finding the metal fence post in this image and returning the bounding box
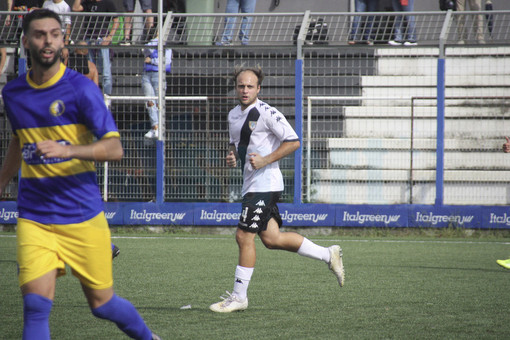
[293,11,309,204]
[435,10,452,206]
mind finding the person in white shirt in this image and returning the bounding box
[42,0,71,59]
[209,66,345,313]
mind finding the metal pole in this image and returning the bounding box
[155,0,165,204]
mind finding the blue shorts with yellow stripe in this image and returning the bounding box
[16,212,113,289]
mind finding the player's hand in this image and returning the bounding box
[503,137,510,153]
[36,140,71,159]
[248,152,267,170]
[226,151,237,167]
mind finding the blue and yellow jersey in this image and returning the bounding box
[2,63,120,224]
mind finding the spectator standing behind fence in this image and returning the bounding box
[209,65,344,313]
[42,0,71,60]
[142,31,172,139]
[6,0,44,43]
[498,137,510,270]
[120,0,154,46]
[389,0,417,46]
[456,0,485,44]
[72,0,119,97]
[66,41,99,86]
[216,0,257,46]
[348,0,379,45]
[0,9,159,339]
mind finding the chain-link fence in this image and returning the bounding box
[1,10,510,206]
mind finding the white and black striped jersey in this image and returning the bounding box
[228,99,299,196]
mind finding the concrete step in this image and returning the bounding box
[375,46,510,76]
[375,46,510,57]
[310,181,509,205]
[327,138,510,169]
[313,169,510,182]
[342,106,510,117]
[361,75,510,87]
[361,87,509,106]
[342,116,510,139]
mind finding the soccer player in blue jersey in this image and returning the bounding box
[0,9,160,339]
[209,66,345,313]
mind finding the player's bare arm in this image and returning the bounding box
[0,136,22,196]
[248,140,300,170]
[36,137,123,162]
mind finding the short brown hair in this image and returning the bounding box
[232,65,265,86]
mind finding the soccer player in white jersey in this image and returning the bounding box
[209,66,345,313]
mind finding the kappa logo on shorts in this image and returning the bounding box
[252,215,260,221]
[249,223,259,229]
[254,208,263,214]
[256,200,266,206]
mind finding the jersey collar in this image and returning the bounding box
[26,63,66,89]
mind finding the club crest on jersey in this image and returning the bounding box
[249,121,257,131]
[49,100,65,117]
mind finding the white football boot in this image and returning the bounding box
[328,245,345,287]
[209,291,248,313]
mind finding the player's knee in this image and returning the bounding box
[23,293,53,320]
[261,236,279,249]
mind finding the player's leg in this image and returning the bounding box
[17,218,64,340]
[111,243,120,259]
[260,218,345,287]
[20,271,57,340]
[83,285,156,340]
[209,227,254,313]
[60,213,158,339]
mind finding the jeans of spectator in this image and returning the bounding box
[220,0,256,44]
[87,39,112,95]
[391,0,416,42]
[142,71,166,127]
[349,0,379,42]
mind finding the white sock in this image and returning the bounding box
[297,238,331,263]
[233,265,253,301]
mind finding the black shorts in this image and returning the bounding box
[238,192,283,233]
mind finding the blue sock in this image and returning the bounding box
[23,293,52,340]
[91,294,152,340]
